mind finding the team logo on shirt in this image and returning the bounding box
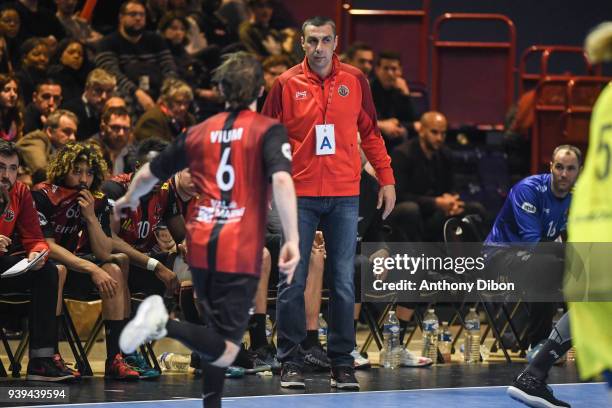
[37,211,48,226]
[338,85,350,97]
[521,202,537,214]
[281,143,292,161]
[295,91,308,100]
[3,208,14,222]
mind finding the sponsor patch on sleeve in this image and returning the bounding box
[521,202,537,214]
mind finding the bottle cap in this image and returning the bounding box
[428,308,434,313]
[469,307,476,312]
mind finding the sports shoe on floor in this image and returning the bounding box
[53,354,81,379]
[105,354,140,381]
[225,366,245,378]
[303,343,331,371]
[399,348,433,367]
[351,349,371,369]
[120,295,168,354]
[331,365,360,390]
[252,344,280,373]
[507,371,571,408]
[280,362,305,388]
[124,352,161,379]
[26,357,75,382]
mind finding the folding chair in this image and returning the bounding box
[0,292,30,377]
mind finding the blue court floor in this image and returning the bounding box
[29,383,609,408]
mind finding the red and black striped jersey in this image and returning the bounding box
[169,176,198,221]
[150,109,291,276]
[103,173,180,253]
[0,181,49,256]
[32,183,112,253]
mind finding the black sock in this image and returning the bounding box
[249,314,268,351]
[301,330,319,349]
[179,286,200,324]
[55,316,62,354]
[399,318,410,345]
[104,320,126,360]
[166,319,226,362]
[201,363,226,408]
[526,339,571,380]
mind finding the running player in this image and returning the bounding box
[116,52,299,408]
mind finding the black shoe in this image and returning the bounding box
[331,365,360,390]
[26,357,75,382]
[507,372,571,408]
[280,362,305,388]
[252,344,281,374]
[303,343,331,371]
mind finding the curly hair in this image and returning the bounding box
[47,142,108,191]
[0,73,24,141]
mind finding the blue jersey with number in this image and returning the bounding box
[485,173,571,244]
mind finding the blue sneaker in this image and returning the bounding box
[124,353,161,379]
[225,366,245,378]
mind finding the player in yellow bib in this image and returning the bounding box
[566,21,612,394]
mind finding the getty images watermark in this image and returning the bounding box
[359,243,612,303]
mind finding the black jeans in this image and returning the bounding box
[0,256,58,356]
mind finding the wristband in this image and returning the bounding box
[147,258,160,271]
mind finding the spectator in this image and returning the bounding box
[95,0,178,113]
[345,41,374,77]
[32,142,138,381]
[15,37,50,105]
[48,38,91,103]
[198,0,236,49]
[388,111,485,242]
[371,51,415,151]
[89,106,135,176]
[0,140,78,382]
[0,4,24,72]
[63,68,117,140]
[134,78,194,142]
[158,10,219,112]
[54,0,103,48]
[13,0,65,45]
[239,0,283,59]
[104,95,127,110]
[262,16,395,390]
[18,108,77,182]
[145,0,168,32]
[23,78,62,134]
[256,54,290,111]
[0,74,24,142]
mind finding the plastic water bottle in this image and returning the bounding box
[439,321,452,363]
[158,352,191,372]
[380,310,400,368]
[464,308,481,364]
[318,313,328,346]
[422,309,439,363]
[265,314,274,344]
[552,308,567,364]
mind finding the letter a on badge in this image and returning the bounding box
[315,124,336,155]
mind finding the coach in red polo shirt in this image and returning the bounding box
[262,15,395,390]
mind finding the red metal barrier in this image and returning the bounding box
[431,13,516,128]
[341,0,430,84]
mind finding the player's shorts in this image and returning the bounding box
[128,252,172,296]
[64,253,122,299]
[191,268,259,344]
